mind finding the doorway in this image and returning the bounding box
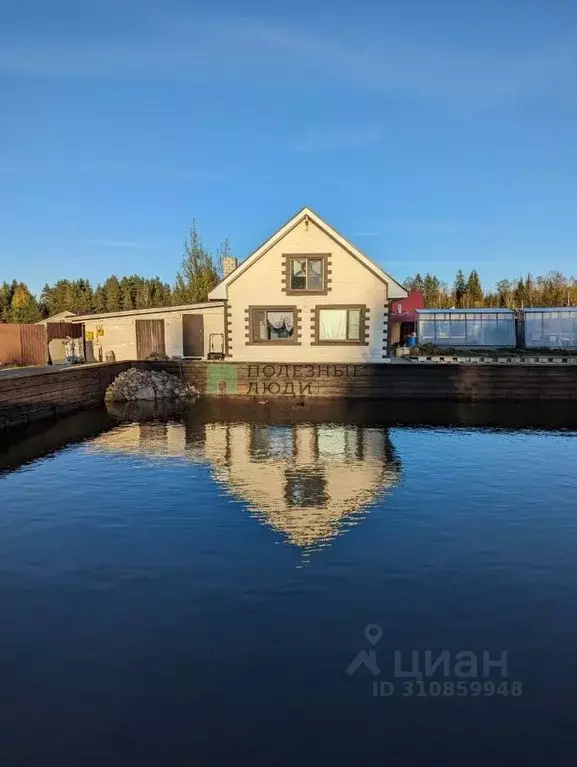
[135,319,166,359]
[182,314,204,357]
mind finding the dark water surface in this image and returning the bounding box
[1,400,577,766]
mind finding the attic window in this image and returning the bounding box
[288,256,325,292]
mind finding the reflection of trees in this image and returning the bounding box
[90,417,402,552]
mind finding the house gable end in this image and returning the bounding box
[208,208,407,300]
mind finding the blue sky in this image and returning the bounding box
[1,0,576,295]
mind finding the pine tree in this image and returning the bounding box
[135,279,152,309]
[403,273,425,293]
[453,270,467,308]
[104,276,122,312]
[496,279,513,308]
[120,277,134,311]
[0,281,15,322]
[149,277,171,307]
[173,220,219,305]
[466,270,483,307]
[525,274,534,307]
[422,273,441,308]
[74,279,94,313]
[513,278,525,308]
[93,284,107,313]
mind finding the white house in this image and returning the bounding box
[209,207,407,362]
[69,208,406,363]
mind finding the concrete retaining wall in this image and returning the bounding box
[148,360,577,402]
[2,359,577,434]
[0,362,131,432]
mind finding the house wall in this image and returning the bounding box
[226,217,389,362]
[79,305,225,361]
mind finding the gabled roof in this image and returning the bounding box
[208,207,407,301]
[36,310,76,325]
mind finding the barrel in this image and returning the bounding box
[104,350,116,363]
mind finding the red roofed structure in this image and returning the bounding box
[388,291,424,346]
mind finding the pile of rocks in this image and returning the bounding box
[105,368,198,402]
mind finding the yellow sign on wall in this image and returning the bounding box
[85,331,94,341]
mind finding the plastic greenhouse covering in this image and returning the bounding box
[417,311,516,347]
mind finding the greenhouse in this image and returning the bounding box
[521,308,577,348]
[416,309,516,347]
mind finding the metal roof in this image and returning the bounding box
[521,307,577,313]
[71,301,224,322]
[415,308,515,315]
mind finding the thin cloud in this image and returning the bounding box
[293,125,382,153]
[385,258,503,266]
[1,12,575,110]
[383,221,464,235]
[237,19,577,110]
[88,239,159,249]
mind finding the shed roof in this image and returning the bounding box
[72,302,224,322]
[36,310,77,325]
[521,307,577,313]
[416,308,515,315]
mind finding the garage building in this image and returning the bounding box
[72,303,225,361]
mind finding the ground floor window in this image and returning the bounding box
[316,305,365,344]
[249,306,297,343]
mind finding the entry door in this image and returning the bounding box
[135,319,166,359]
[182,314,204,357]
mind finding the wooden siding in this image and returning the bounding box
[46,322,83,342]
[0,324,48,366]
[226,216,388,363]
[0,325,22,364]
[135,319,166,359]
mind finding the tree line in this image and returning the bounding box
[0,222,229,323]
[404,270,577,309]
[2,222,577,322]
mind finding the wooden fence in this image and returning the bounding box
[0,322,85,367]
[0,325,48,366]
[46,322,83,342]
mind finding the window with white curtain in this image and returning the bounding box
[317,307,364,342]
[250,308,296,342]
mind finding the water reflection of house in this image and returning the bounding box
[90,421,400,550]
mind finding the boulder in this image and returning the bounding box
[105,368,198,402]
